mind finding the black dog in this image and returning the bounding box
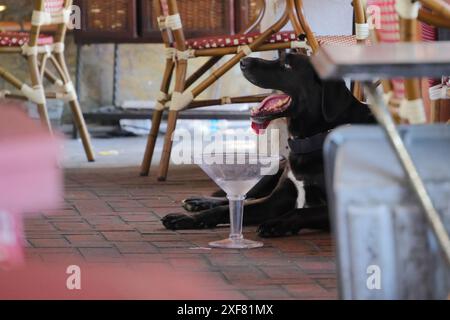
[162,53,375,237]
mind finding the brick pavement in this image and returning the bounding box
[24,166,337,300]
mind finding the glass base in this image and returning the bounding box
[209,238,264,249]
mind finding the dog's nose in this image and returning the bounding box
[240,58,250,70]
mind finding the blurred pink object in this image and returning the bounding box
[0,262,233,300]
[0,105,62,268]
[0,211,24,267]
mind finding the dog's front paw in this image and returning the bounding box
[162,213,199,230]
[161,213,216,230]
[182,197,226,212]
[257,219,300,238]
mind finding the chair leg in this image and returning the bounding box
[140,59,175,176]
[28,53,52,132]
[69,99,95,162]
[158,110,178,181]
[157,57,188,181]
[54,53,95,162]
[352,81,364,101]
[141,109,164,176]
[430,100,441,123]
[36,103,52,132]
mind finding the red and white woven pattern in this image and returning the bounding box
[185,31,359,50]
[367,0,404,98]
[185,31,298,50]
[421,23,437,42]
[44,0,66,13]
[421,23,439,87]
[0,32,54,47]
[317,35,360,46]
[368,0,400,42]
[368,0,438,42]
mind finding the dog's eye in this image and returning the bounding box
[279,53,292,69]
[283,55,292,69]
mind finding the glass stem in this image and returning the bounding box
[227,195,246,241]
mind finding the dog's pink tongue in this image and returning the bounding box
[251,94,288,135]
[251,121,271,135]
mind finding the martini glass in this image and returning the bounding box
[194,153,279,249]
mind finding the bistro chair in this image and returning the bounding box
[141,0,371,181]
[367,0,450,124]
[0,0,95,162]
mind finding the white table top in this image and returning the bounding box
[311,42,450,80]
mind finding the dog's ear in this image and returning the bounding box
[321,80,356,122]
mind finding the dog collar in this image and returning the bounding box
[288,130,332,155]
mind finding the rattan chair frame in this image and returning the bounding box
[0,0,95,161]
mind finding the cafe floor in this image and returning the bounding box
[23,135,337,300]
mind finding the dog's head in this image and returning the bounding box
[241,53,361,137]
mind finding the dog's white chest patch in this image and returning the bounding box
[287,169,305,209]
